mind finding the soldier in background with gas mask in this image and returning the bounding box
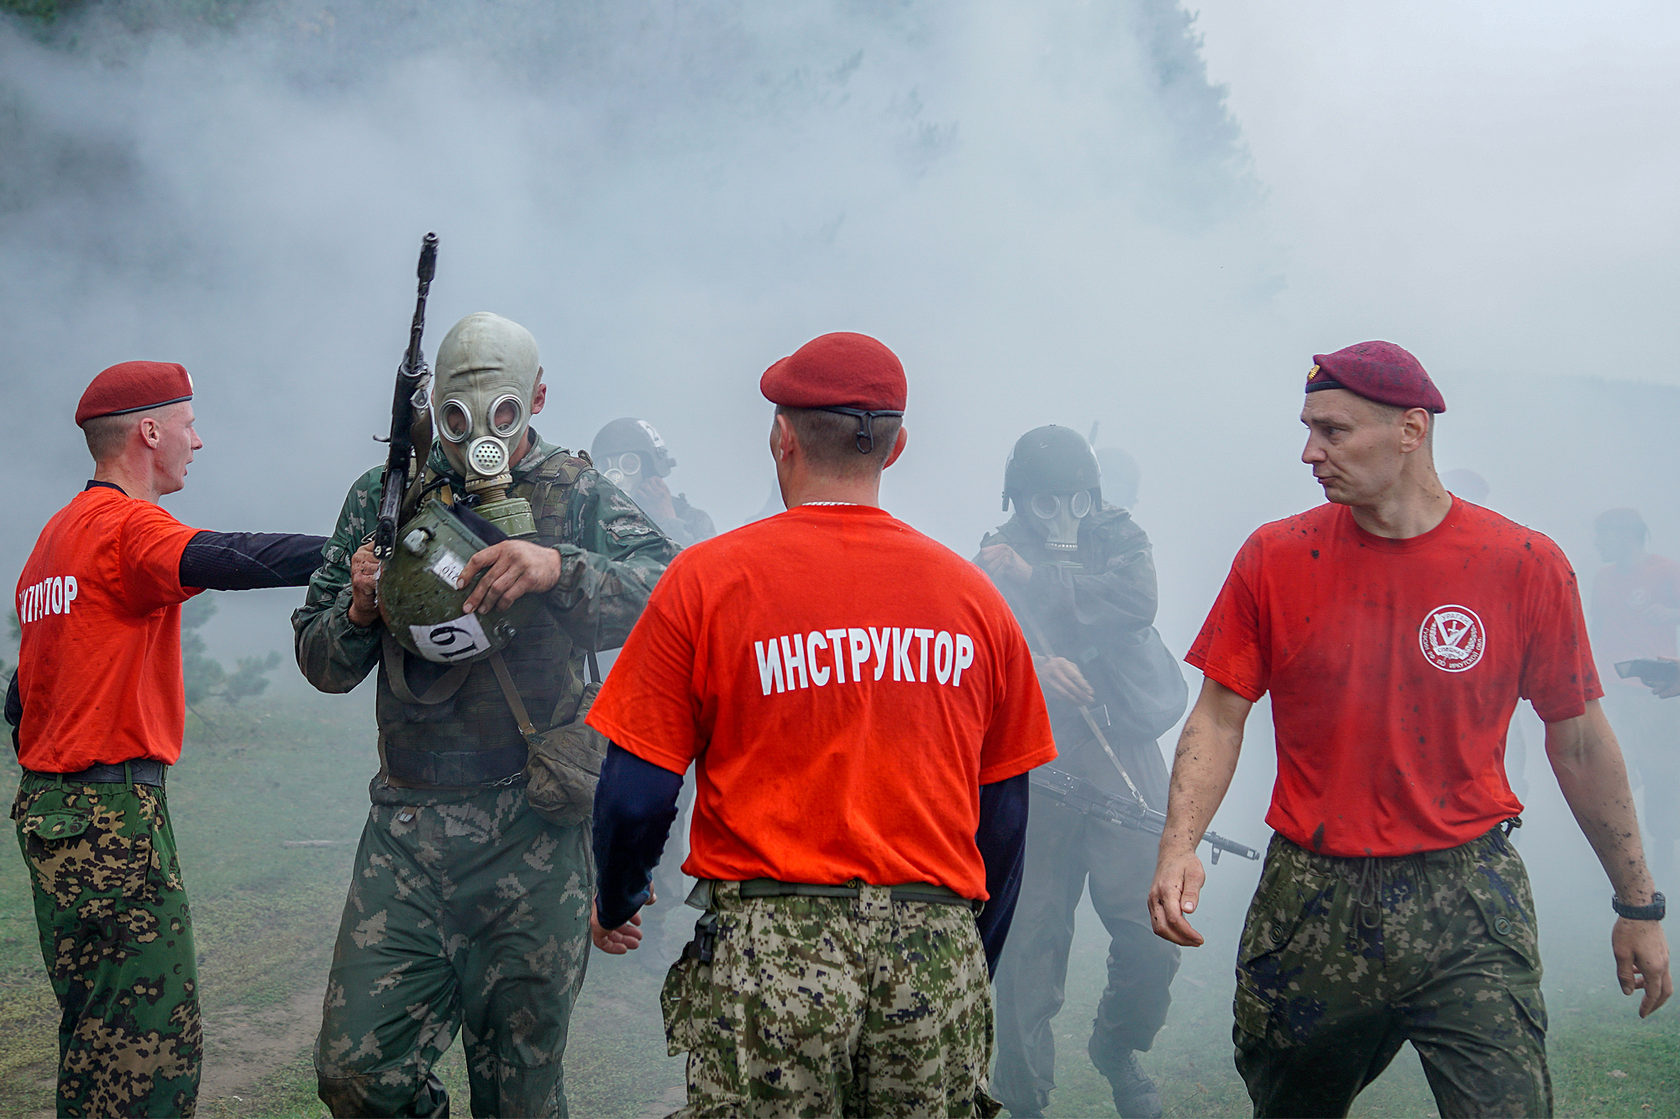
[977,425,1188,1119]
[591,417,716,548]
[293,312,677,1118]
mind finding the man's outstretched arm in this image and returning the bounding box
[1546,700,1673,1017]
[1148,676,1252,948]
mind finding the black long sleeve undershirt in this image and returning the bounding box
[592,744,684,929]
[974,772,1030,975]
[179,530,327,590]
[590,743,1033,974]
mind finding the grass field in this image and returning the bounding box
[3,686,1677,1118]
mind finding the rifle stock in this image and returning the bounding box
[374,232,439,560]
[1030,765,1260,864]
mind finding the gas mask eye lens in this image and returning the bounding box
[440,400,471,443]
[1029,492,1094,520]
[617,451,642,477]
[490,394,524,438]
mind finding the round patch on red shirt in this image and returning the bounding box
[1419,604,1486,672]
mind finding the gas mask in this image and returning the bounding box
[598,451,642,491]
[591,417,675,500]
[1029,489,1093,556]
[430,311,541,539]
[376,313,543,664]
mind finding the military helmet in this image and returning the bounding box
[1002,425,1101,512]
[591,417,675,479]
[377,498,533,663]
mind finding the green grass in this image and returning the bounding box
[5,691,1679,1118]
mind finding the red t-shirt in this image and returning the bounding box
[1188,499,1601,857]
[1591,554,1680,690]
[15,485,203,771]
[588,504,1056,898]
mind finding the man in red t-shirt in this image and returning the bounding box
[1146,341,1671,1118]
[9,362,324,1118]
[587,332,1056,1117]
[1590,507,1680,886]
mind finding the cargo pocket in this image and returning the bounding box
[1467,862,1543,975]
[14,785,93,851]
[1466,866,1548,1038]
[1234,863,1333,1045]
[21,807,92,843]
[660,952,709,1056]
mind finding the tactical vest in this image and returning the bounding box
[376,450,593,787]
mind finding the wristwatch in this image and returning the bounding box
[1611,891,1666,921]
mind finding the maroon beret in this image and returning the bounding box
[760,332,907,412]
[76,361,194,426]
[1305,340,1444,414]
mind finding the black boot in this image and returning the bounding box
[1102,1050,1161,1119]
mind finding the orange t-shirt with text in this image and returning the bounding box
[15,485,203,771]
[588,504,1056,899]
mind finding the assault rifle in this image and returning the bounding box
[374,232,439,560]
[1030,765,1261,864]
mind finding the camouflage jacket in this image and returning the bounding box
[293,431,677,799]
[979,507,1185,800]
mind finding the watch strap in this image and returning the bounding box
[1612,891,1666,921]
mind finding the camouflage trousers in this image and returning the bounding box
[314,784,592,1118]
[660,880,999,1118]
[12,770,202,1118]
[992,796,1181,1115]
[1235,826,1550,1118]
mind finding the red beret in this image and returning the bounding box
[760,332,907,412]
[1305,341,1444,414]
[76,361,194,426]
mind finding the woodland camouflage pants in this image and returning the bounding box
[12,770,202,1119]
[313,786,592,1118]
[1234,826,1550,1118]
[660,880,999,1118]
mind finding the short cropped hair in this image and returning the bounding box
[1362,396,1437,452]
[1596,507,1648,542]
[777,406,902,475]
[81,412,138,464]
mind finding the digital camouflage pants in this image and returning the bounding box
[314,785,592,1118]
[992,796,1181,1115]
[660,880,999,1118]
[12,770,202,1118]
[1235,826,1549,1118]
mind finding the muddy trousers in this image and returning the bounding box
[660,881,998,1117]
[991,798,1180,1115]
[1234,828,1550,1118]
[13,771,203,1119]
[314,790,592,1118]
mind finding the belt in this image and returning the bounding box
[382,743,528,789]
[736,878,978,909]
[26,759,168,787]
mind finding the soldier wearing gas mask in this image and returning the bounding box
[293,312,677,1118]
[976,425,1187,1119]
[591,416,716,548]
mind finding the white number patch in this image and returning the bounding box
[410,613,492,662]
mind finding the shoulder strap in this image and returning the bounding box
[526,451,590,527]
[488,650,541,746]
[379,632,472,705]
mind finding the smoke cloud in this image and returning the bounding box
[5,0,1678,1017]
